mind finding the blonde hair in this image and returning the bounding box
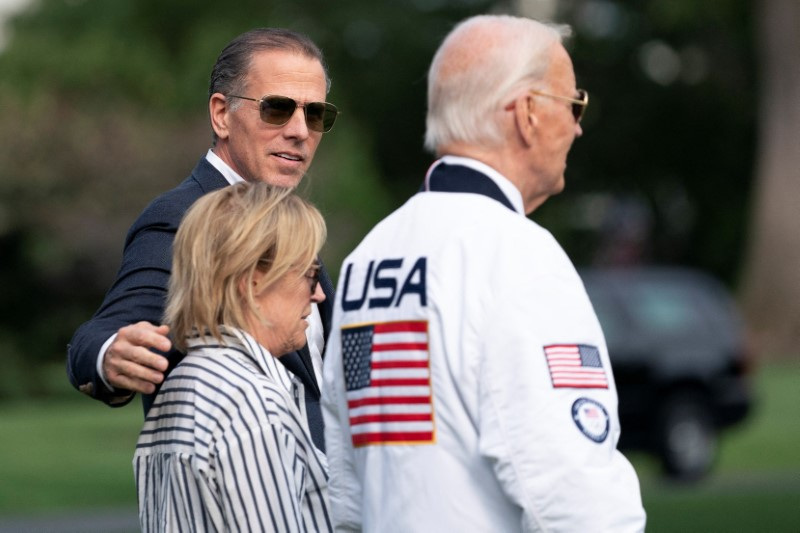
[165,182,326,352]
[424,15,571,153]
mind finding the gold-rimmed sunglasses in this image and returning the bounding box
[529,88,589,122]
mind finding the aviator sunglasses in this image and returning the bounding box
[227,94,339,132]
[529,88,589,122]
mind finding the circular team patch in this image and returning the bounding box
[571,398,610,443]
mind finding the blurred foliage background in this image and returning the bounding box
[0,0,799,528]
[0,0,797,391]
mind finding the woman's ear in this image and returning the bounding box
[239,270,260,300]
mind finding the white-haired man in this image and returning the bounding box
[322,14,646,532]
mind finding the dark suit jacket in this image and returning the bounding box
[67,156,334,450]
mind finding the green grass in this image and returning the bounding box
[0,361,798,532]
[0,395,142,513]
[632,361,800,532]
[716,363,800,471]
[642,481,800,532]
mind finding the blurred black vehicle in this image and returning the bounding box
[580,267,753,481]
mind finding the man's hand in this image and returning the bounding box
[103,322,172,394]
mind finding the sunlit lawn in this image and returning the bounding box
[632,361,800,532]
[0,361,798,531]
[0,394,141,513]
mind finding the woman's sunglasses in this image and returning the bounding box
[227,94,339,133]
[306,265,321,296]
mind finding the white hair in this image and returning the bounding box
[424,15,571,153]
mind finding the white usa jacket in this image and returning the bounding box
[322,156,646,532]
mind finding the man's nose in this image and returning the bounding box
[282,107,310,138]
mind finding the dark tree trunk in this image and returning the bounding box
[741,0,800,358]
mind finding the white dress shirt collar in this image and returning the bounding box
[206,149,245,185]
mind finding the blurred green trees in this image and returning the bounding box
[0,0,496,395]
[0,0,785,397]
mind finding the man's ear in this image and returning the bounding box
[514,93,538,147]
[209,93,231,141]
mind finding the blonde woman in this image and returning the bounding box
[134,182,331,532]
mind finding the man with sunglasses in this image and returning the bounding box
[322,15,645,531]
[67,28,337,451]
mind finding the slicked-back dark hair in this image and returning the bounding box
[208,28,330,143]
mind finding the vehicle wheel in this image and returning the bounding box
[656,392,717,481]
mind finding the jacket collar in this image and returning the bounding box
[422,156,523,213]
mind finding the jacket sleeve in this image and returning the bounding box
[65,185,196,406]
[321,325,363,532]
[476,243,644,532]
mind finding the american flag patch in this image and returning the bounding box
[341,320,434,446]
[544,344,609,389]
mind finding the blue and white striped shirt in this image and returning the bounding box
[134,327,332,532]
